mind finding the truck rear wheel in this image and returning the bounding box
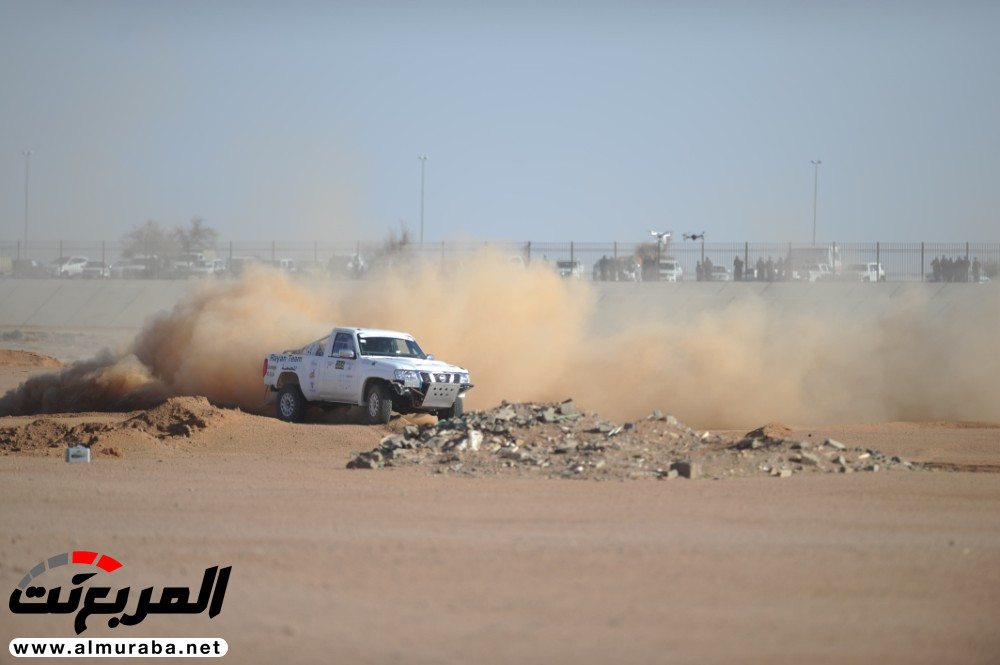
[365,382,393,425]
[277,385,305,422]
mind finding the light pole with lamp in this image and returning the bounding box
[649,230,671,281]
[684,232,705,262]
[22,150,32,259]
[811,159,821,245]
[684,232,706,280]
[418,155,427,247]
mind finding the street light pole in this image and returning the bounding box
[22,150,32,259]
[418,155,428,247]
[811,159,821,245]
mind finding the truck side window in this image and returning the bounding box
[313,336,329,357]
[331,332,354,357]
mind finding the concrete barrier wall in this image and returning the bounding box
[0,278,994,331]
[0,279,190,329]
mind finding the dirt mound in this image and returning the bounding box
[0,419,71,453]
[121,395,234,437]
[347,401,922,480]
[745,421,794,439]
[0,396,237,456]
[0,349,63,368]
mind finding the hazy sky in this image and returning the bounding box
[1,0,998,244]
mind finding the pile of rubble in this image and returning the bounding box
[347,400,921,480]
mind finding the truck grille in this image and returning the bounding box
[421,372,459,384]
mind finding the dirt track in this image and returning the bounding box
[2,356,1000,664]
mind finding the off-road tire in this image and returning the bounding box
[365,382,393,425]
[277,384,306,423]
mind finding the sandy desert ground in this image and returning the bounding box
[2,268,999,664]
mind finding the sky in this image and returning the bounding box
[1,0,998,246]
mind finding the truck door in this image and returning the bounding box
[319,332,359,403]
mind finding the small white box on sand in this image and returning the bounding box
[65,445,91,464]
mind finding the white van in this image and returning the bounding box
[658,259,684,282]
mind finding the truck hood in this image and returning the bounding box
[366,356,468,375]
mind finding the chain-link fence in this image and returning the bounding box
[1,239,998,282]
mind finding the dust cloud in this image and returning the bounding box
[1,254,997,429]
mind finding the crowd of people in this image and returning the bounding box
[730,255,792,281]
[592,255,643,281]
[930,256,983,283]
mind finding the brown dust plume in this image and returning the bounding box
[1,254,997,429]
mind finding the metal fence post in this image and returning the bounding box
[921,242,925,281]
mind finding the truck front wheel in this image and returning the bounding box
[277,385,306,422]
[365,382,393,425]
[438,396,464,421]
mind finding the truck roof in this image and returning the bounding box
[337,327,415,339]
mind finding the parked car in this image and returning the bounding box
[12,259,50,278]
[555,259,584,279]
[172,252,206,272]
[799,263,832,282]
[227,256,266,278]
[189,258,226,278]
[845,262,886,282]
[50,255,89,277]
[111,255,163,279]
[658,259,684,282]
[81,261,111,279]
[709,265,732,281]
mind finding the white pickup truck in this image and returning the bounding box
[263,327,472,424]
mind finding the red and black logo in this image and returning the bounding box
[9,551,231,634]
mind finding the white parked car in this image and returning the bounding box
[81,261,111,278]
[50,256,89,277]
[263,327,473,424]
[793,263,833,282]
[709,265,731,281]
[658,259,684,282]
[189,258,225,277]
[556,259,584,279]
[846,263,886,282]
[111,255,162,279]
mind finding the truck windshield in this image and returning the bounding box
[358,336,426,359]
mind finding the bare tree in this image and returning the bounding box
[172,217,218,255]
[381,221,411,254]
[122,220,176,259]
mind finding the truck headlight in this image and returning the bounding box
[394,370,420,386]
[458,373,470,384]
